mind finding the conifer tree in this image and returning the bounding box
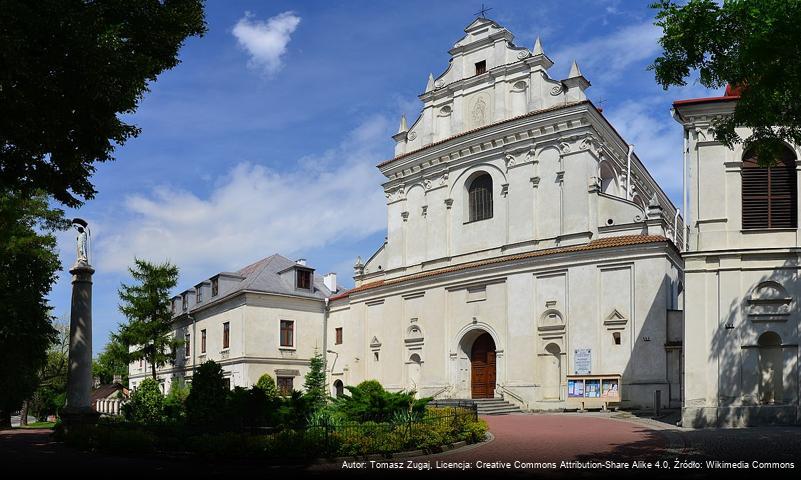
[116,259,180,380]
[303,350,327,411]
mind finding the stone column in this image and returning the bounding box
[62,260,99,426]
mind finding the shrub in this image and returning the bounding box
[185,360,227,430]
[333,380,431,422]
[227,386,274,430]
[461,418,489,443]
[275,390,314,428]
[255,373,278,400]
[122,378,164,425]
[306,405,346,428]
[163,379,190,422]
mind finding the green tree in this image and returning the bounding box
[27,319,70,422]
[651,0,801,162]
[0,192,65,428]
[93,334,130,386]
[255,373,278,400]
[185,360,227,430]
[116,259,181,380]
[0,0,206,207]
[303,350,327,412]
[163,379,190,422]
[122,378,164,425]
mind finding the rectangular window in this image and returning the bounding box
[475,60,486,75]
[196,287,202,304]
[280,320,294,347]
[222,322,230,350]
[335,327,343,345]
[296,269,311,290]
[201,329,206,354]
[184,333,191,358]
[223,378,231,390]
[277,376,293,395]
[211,277,219,297]
[182,294,188,311]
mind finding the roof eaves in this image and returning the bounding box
[329,235,670,302]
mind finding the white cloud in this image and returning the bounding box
[232,11,301,76]
[93,116,391,281]
[553,21,661,83]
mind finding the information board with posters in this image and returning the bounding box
[566,374,621,410]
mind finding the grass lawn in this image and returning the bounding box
[18,421,56,429]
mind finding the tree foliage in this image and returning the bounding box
[185,360,228,428]
[0,192,65,428]
[0,0,207,207]
[28,319,70,421]
[255,373,278,400]
[93,334,131,385]
[123,378,164,425]
[116,259,180,380]
[651,0,801,162]
[303,350,327,412]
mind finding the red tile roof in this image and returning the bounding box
[672,95,739,107]
[673,84,741,107]
[330,234,671,301]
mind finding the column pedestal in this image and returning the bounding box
[62,261,100,428]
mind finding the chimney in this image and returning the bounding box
[323,272,337,293]
[296,258,307,266]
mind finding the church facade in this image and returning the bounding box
[134,17,801,427]
[326,18,685,411]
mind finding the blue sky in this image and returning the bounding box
[49,0,718,355]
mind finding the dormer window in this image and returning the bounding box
[475,60,486,75]
[196,287,202,304]
[296,269,312,290]
[182,294,188,312]
[211,277,218,297]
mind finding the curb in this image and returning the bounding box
[310,432,495,465]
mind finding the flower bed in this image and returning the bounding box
[61,406,488,460]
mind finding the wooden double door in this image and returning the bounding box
[471,333,496,399]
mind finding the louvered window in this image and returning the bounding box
[468,173,493,222]
[742,146,797,229]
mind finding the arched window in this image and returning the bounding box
[468,173,493,222]
[742,145,797,229]
[333,379,344,397]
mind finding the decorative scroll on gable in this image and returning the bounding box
[747,281,793,322]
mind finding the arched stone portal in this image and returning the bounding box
[470,332,497,398]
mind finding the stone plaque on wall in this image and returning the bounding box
[574,348,592,374]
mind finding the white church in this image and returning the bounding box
[130,17,800,427]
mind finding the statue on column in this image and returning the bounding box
[62,217,98,429]
[73,218,90,265]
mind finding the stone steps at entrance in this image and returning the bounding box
[473,398,523,415]
[432,397,523,415]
